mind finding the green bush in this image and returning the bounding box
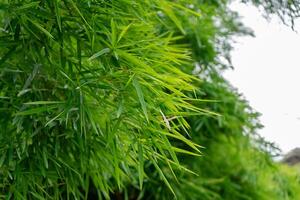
[0,0,299,199]
[0,1,204,198]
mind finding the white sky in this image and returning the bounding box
[224,3,300,154]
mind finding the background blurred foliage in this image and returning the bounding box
[0,0,300,199]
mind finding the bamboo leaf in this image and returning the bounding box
[117,23,132,43]
[54,0,62,32]
[160,1,186,35]
[88,48,110,61]
[138,143,144,189]
[69,0,92,30]
[42,147,49,169]
[15,105,58,116]
[133,77,148,122]
[26,17,54,39]
[24,101,64,105]
[111,18,117,47]
[0,153,6,168]
[15,2,40,11]
[150,156,175,196]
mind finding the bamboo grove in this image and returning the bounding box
[0,0,300,199]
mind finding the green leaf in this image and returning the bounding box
[30,192,45,200]
[117,23,132,43]
[15,2,40,11]
[150,156,175,196]
[69,0,92,30]
[111,18,117,47]
[45,110,65,127]
[0,46,17,66]
[24,101,64,105]
[54,0,62,32]
[88,48,110,61]
[132,77,148,122]
[26,17,54,39]
[0,153,6,168]
[15,105,58,116]
[42,147,48,169]
[160,1,186,35]
[138,143,144,189]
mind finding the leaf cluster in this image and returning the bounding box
[0,0,205,198]
[0,0,300,199]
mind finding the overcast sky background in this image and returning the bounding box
[224,3,300,154]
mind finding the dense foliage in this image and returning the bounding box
[0,0,299,199]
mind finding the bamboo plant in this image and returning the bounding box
[0,0,300,199]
